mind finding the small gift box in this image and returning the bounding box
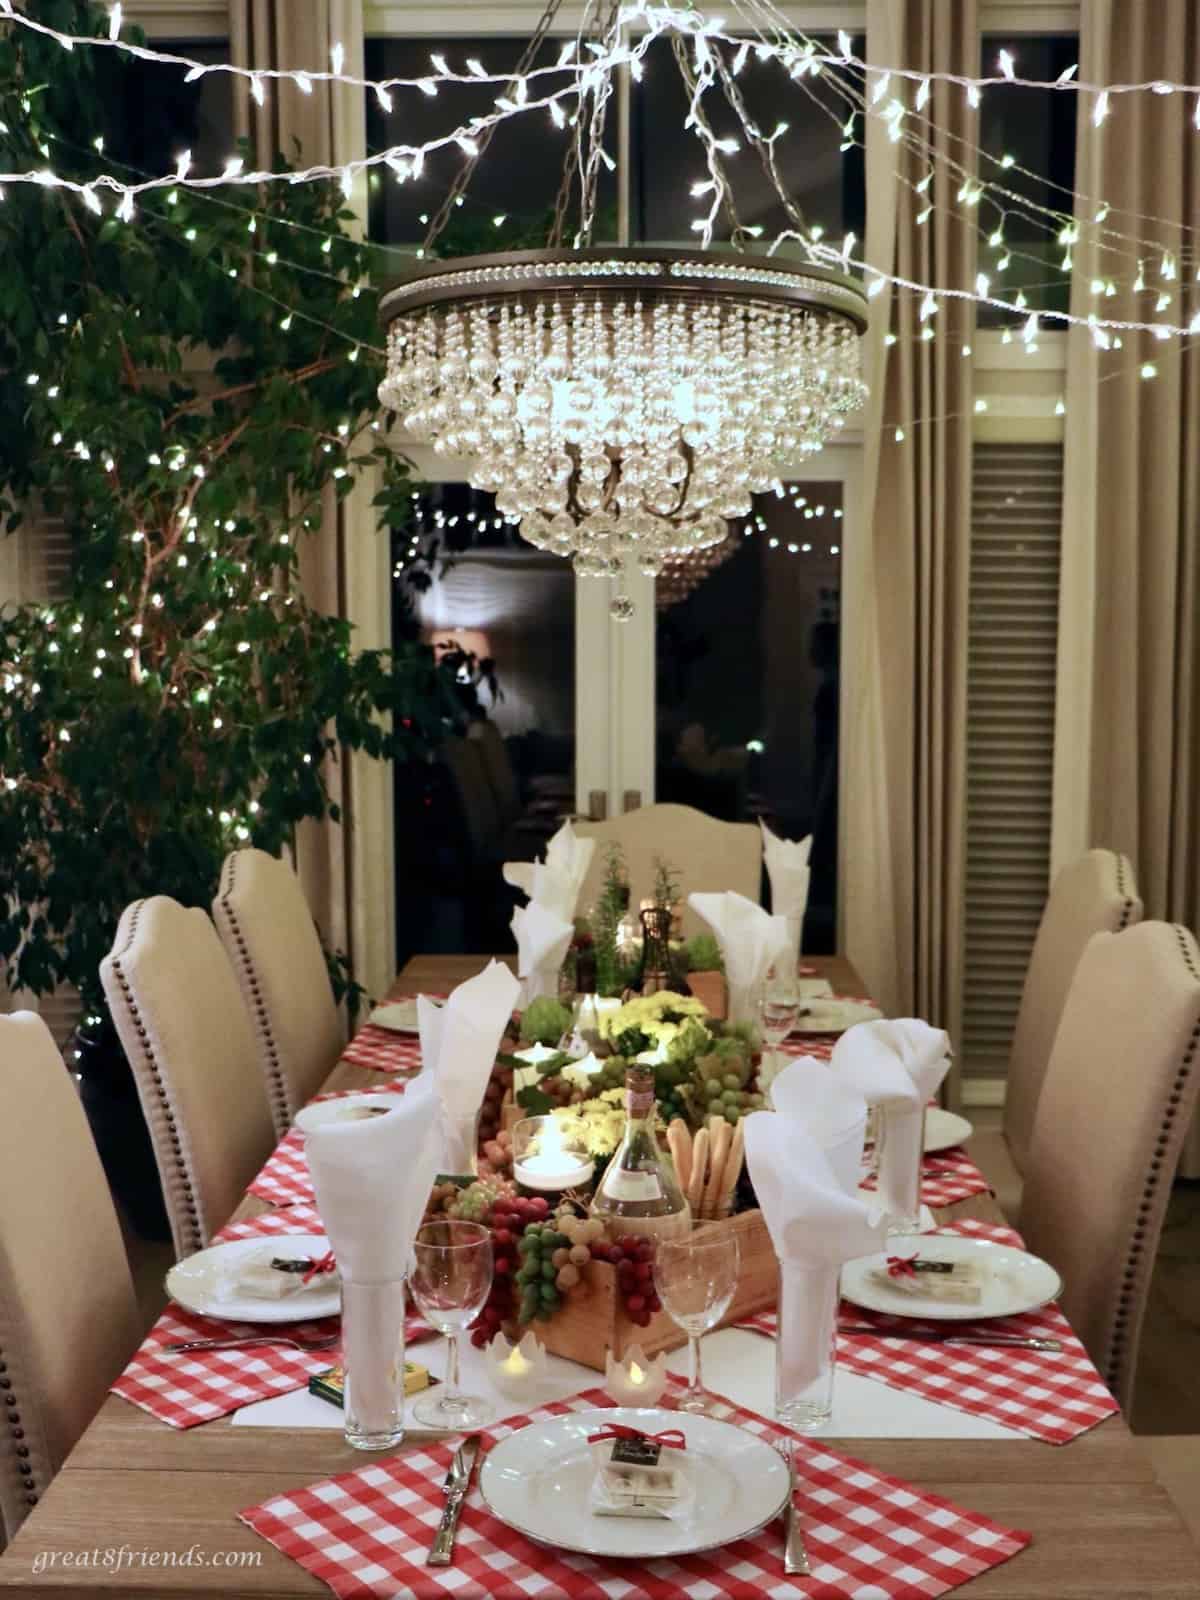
[587,1424,692,1521]
[217,1246,339,1304]
[873,1253,985,1305]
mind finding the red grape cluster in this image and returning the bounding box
[468,1193,552,1348]
[477,1060,514,1145]
[589,1234,662,1326]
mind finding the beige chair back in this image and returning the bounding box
[1004,848,1141,1173]
[101,897,275,1261]
[0,1013,140,1548]
[575,804,761,940]
[1018,922,1200,1411]
[212,849,344,1138]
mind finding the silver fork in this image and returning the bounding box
[775,1438,811,1577]
[159,1333,340,1354]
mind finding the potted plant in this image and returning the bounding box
[0,3,456,1232]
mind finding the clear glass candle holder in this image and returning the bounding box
[341,1278,408,1451]
[512,1115,594,1199]
[775,1261,839,1433]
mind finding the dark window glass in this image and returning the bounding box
[109,39,234,178]
[365,36,614,255]
[655,488,842,952]
[978,35,1079,325]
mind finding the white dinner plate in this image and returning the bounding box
[166,1234,340,1323]
[294,1091,402,1133]
[841,1233,1063,1323]
[478,1406,790,1560]
[924,1107,974,1153]
[791,999,883,1035]
[368,998,421,1032]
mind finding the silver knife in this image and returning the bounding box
[426,1438,480,1566]
[838,1325,1062,1352]
[776,1439,811,1577]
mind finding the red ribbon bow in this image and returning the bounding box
[887,1254,919,1279]
[302,1250,337,1285]
[587,1423,687,1451]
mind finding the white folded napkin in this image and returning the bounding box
[760,821,811,957]
[419,960,521,1173]
[511,901,574,1004]
[687,890,792,1024]
[305,1074,442,1285]
[745,1074,885,1390]
[832,1019,953,1224]
[503,819,596,921]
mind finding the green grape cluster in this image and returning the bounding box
[446,1179,504,1221]
[688,1049,765,1126]
[514,1222,575,1323]
[591,1057,628,1093]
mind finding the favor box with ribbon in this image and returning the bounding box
[537,1209,775,1372]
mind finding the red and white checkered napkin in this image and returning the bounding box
[860,1148,993,1209]
[239,1378,1030,1600]
[111,1206,432,1429]
[341,1024,423,1074]
[740,1220,1119,1446]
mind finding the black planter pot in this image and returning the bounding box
[74,1014,172,1243]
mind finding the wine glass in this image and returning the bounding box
[409,1220,494,1430]
[653,1233,740,1414]
[759,962,802,1084]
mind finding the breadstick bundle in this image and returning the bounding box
[667,1116,746,1221]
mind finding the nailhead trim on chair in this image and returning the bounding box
[1113,854,1137,930]
[1104,924,1200,1401]
[108,900,206,1259]
[0,1361,39,1511]
[215,853,291,1136]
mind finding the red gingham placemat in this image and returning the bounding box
[739,1220,1118,1446]
[112,1208,432,1428]
[341,1024,423,1074]
[239,1377,1030,1600]
[247,1126,316,1206]
[860,1147,993,1209]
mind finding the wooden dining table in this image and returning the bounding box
[1,953,1198,1598]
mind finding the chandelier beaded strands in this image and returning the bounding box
[376,6,869,616]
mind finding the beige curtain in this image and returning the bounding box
[1055,0,1200,1165]
[844,0,976,1101]
[230,2,385,983]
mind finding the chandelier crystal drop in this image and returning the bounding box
[378,249,868,601]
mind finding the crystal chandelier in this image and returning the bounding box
[378,247,868,614]
[656,535,740,610]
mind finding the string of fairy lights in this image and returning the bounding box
[1,0,1196,450]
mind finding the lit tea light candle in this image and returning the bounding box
[485,1330,547,1398]
[512,1116,594,1194]
[604,1344,669,1406]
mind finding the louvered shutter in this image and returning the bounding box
[3,514,82,1046]
[962,443,1063,1082]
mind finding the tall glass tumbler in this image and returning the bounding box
[775,1261,839,1432]
[341,1277,408,1451]
[876,1102,926,1235]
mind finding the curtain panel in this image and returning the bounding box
[844,0,977,1100]
[1056,0,1200,1166]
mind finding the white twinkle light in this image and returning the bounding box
[108,3,121,40]
[331,41,345,76]
[1057,63,1078,84]
[1093,90,1110,126]
[295,72,313,95]
[250,74,265,106]
[916,77,930,110]
[998,49,1015,80]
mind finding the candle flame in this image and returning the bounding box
[629,1361,645,1382]
[503,1347,531,1376]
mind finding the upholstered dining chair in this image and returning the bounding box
[212,848,343,1138]
[1017,921,1200,1413]
[0,1012,141,1549]
[575,804,761,940]
[973,848,1141,1215]
[101,896,275,1261]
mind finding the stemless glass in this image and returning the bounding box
[758,963,802,1083]
[652,1233,740,1414]
[409,1220,494,1430]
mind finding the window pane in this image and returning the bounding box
[632,35,865,247]
[655,488,842,952]
[392,486,575,958]
[111,40,233,177]
[978,35,1079,326]
[365,36,614,254]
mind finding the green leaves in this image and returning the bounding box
[0,2,452,1012]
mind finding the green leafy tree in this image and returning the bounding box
[0,1,457,1011]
